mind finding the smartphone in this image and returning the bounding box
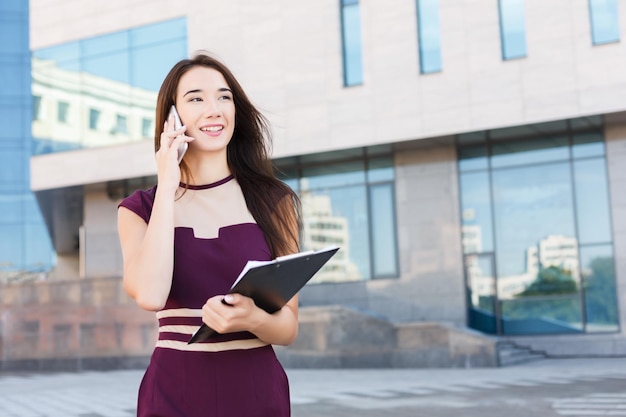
[169,105,188,164]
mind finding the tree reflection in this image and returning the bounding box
[518,266,578,296]
[584,256,618,325]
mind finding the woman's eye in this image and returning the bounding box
[219,95,232,101]
[189,97,202,102]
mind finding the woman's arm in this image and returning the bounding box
[118,124,190,311]
[117,187,177,311]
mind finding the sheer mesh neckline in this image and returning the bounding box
[180,174,234,190]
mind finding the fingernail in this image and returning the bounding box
[224,294,234,304]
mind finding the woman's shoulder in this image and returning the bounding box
[118,185,157,223]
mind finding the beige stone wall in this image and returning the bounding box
[383,140,465,323]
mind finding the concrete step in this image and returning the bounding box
[497,341,546,366]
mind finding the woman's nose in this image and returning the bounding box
[203,100,222,118]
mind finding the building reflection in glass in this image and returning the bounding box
[31,18,187,154]
[276,148,398,284]
[459,118,618,335]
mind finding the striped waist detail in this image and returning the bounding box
[155,308,268,352]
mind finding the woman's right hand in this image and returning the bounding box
[155,118,193,192]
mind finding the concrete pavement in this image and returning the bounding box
[0,358,624,416]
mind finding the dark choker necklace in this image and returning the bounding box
[180,174,234,190]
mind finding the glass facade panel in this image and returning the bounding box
[302,185,370,282]
[573,132,605,158]
[459,171,494,253]
[491,136,569,168]
[301,161,366,189]
[367,156,394,182]
[589,0,620,44]
[580,244,618,332]
[131,40,187,92]
[573,158,611,244]
[457,119,617,335]
[500,296,583,334]
[416,0,442,73]
[340,0,364,86]
[32,18,187,154]
[275,148,398,283]
[1,0,54,279]
[0,150,28,192]
[0,61,24,96]
[458,145,488,172]
[369,184,397,277]
[498,0,527,59]
[466,254,497,333]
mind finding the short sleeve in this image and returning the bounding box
[118,186,157,224]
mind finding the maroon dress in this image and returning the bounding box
[119,176,290,417]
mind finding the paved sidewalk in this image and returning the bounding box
[0,358,624,416]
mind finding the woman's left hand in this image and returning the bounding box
[201,293,261,335]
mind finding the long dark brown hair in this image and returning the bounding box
[154,51,301,257]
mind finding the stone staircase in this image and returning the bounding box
[496,340,547,366]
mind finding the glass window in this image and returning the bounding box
[141,117,153,138]
[131,40,188,92]
[0,101,26,143]
[573,158,611,244]
[0,224,23,270]
[465,254,497,334]
[458,144,488,172]
[580,244,618,332]
[276,148,398,283]
[89,108,100,130]
[340,0,364,86]
[498,0,527,60]
[1,2,54,278]
[491,136,569,168]
[492,162,576,280]
[57,101,69,123]
[573,131,605,158]
[0,150,28,191]
[457,120,617,336]
[116,114,128,135]
[82,32,130,84]
[589,0,620,44]
[23,221,54,271]
[301,161,366,189]
[0,19,26,54]
[369,184,397,277]
[367,156,394,182]
[131,17,187,47]
[416,0,443,73]
[459,171,494,253]
[32,18,187,154]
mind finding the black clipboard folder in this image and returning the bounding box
[188,245,340,344]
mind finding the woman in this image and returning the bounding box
[117,52,302,417]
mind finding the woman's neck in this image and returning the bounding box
[184,153,231,186]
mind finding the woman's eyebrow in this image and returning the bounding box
[183,87,232,97]
[183,89,202,97]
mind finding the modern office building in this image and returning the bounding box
[1,0,625,369]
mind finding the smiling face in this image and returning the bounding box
[175,66,236,155]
